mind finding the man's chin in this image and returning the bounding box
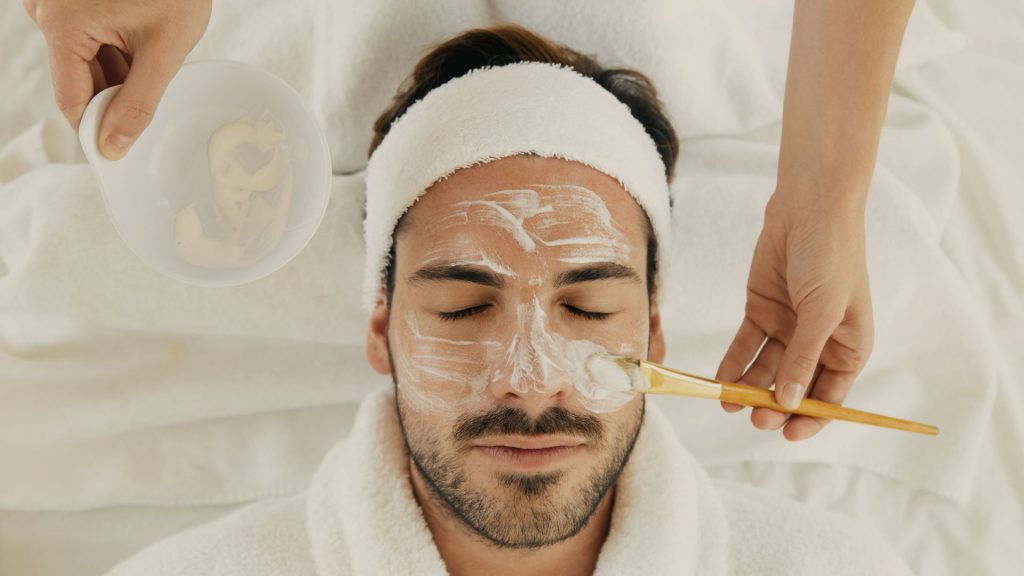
[461,470,612,550]
[495,470,566,497]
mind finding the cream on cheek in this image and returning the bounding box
[391,312,505,411]
[392,184,647,414]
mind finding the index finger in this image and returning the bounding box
[717,316,767,412]
[781,367,857,441]
[97,37,186,160]
[46,41,97,130]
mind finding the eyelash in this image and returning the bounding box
[437,305,489,322]
[569,307,612,321]
[437,304,611,322]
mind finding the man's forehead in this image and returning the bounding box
[392,157,651,283]
[407,190,634,266]
[407,156,643,223]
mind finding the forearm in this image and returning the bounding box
[777,0,915,215]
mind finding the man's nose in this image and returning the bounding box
[487,350,575,399]
[486,299,576,409]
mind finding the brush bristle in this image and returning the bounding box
[582,352,643,393]
[607,354,643,391]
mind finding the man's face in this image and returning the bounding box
[371,155,664,548]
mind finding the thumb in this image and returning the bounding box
[774,310,837,410]
[98,39,183,160]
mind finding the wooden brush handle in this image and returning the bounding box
[719,381,939,436]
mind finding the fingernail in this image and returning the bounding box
[781,383,803,409]
[101,133,132,160]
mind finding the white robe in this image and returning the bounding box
[105,389,913,575]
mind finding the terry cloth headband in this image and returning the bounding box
[362,61,672,311]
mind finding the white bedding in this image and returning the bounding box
[1,0,1021,574]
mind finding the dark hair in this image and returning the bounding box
[372,24,679,306]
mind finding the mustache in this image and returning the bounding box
[454,405,604,444]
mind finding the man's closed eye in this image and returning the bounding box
[436,304,612,322]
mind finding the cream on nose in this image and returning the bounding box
[491,298,575,400]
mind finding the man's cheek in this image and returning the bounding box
[392,312,505,411]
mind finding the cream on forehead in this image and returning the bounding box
[421,238,517,278]
[430,184,631,267]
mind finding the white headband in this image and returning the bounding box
[362,61,672,310]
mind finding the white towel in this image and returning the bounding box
[104,389,912,575]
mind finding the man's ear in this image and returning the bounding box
[648,295,666,364]
[365,292,392,375]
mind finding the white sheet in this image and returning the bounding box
[1,0,984,510]
[1,0,1021,574]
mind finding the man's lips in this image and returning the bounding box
[473,435,586,450]
[472,436,586,469]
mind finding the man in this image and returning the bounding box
[106,27,911,575]
[106,156,911,576]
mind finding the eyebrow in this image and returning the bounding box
[409,264,507,289]
[408,261,642,290]
[554,262,642,288]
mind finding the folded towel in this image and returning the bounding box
[105,389,913,575]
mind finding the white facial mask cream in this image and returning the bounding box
[174,117,293,268]
[440,185,631,265]
[421,238,518,279]
[394,298,644,414]
[393,183,647,414]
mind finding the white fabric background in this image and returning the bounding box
[1,0,1021,574]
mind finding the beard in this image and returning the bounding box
[394,385,645,549]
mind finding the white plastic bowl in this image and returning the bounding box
[78,60,331,287]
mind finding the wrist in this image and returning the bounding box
[765,186,868,235]
[775,142,875,218]
[771,178,869,220]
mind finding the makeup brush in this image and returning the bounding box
[586,354,939,436]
